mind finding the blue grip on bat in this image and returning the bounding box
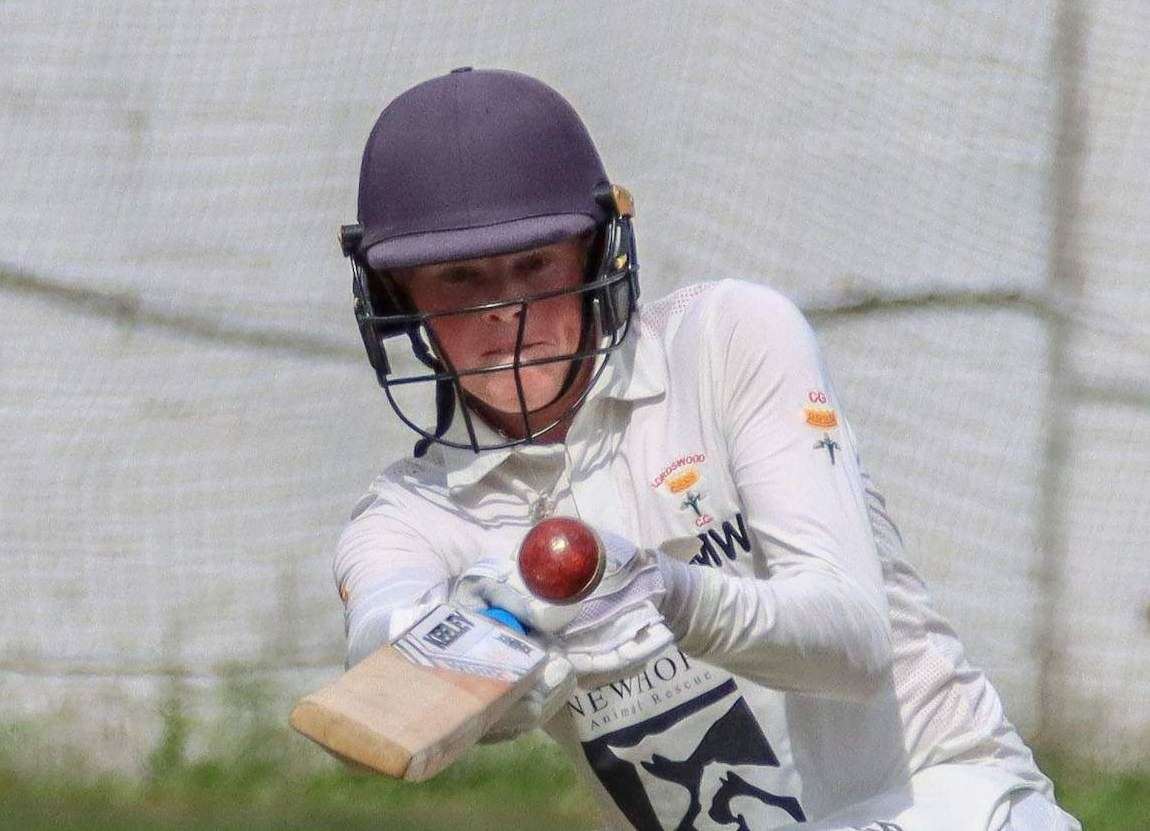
[482,606,526,635]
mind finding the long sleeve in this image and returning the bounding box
[668,281,891,701]
[332,486,452,667]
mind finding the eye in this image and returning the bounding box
[437,267,478,285]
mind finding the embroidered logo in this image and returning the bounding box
[653,454,713,527]
[804,389,838,429]
[665,467,700,494]
[814,433,841,465]
[650,454,706,489]
[805,407,838,428]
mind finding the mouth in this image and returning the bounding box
[480,342,551,365]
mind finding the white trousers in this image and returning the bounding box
[770,763,1080,831]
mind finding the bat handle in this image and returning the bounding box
[481,606,527,635]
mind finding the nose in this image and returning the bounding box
[481,293,524,325]
[481,273,531,323]
[485,296,522,319]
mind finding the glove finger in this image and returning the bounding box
[536,655,576,723]
[450,557,514,611]
[523,600,582,635]
[474,589,579,635]
[479,653,574,743]
[564,621,676,677]
[561,585,665,639]
[479,696,535,744]
[563,615,670,660]
[568,649,634,679]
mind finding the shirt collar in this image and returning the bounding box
[437,318,665,492]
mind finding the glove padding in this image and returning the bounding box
[479,651,576,744]
[451,529,675,680]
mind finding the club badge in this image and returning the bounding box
[804,389,838,429]
[651,454,713,528]
[668,467,714,528]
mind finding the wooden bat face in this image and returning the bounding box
[290,604,545,781]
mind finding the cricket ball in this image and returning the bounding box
[517,517,605,604]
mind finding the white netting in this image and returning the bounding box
[1,0,1147,771]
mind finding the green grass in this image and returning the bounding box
[0,731,599,831]
[0,672,599,830]
[0,675,1144,831]
[1036,750,1150,831]
[3,740,1146,830]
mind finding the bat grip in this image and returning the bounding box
[481,606,527,635]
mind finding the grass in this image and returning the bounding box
[1037,750,1150,831]
[0,730,599,831]
[4,740,1147,830]
[0,671,599,830]
[0,673,1145,830]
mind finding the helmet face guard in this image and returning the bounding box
[343,186,639,455]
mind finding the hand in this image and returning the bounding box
[479,652,576,743]
[450,529,676,680]
[451,557,583,634]
[548,528,676,679]
[450,567,577,741]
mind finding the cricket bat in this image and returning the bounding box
[290,603,545,782]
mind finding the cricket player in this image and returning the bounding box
[332,68,1080,830]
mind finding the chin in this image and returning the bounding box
[466,368,567,415]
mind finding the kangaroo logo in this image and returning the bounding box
[579,680,805,830]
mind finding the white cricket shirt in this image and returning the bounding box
[334,280,1055,829]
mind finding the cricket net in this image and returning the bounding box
[0,0,1147,771]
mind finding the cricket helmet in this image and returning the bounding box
[340,68,639,455]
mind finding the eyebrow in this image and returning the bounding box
[515,250,549,267]
[434,264,483,282]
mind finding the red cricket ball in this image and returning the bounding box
[517,517,605,604]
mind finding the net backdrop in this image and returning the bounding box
[1,0,1147,771]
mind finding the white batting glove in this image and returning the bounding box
[449,562,577,742]
[552,529,675,679]
[450,557,582,633]
[478,652,576,744]
[449,531,676,681]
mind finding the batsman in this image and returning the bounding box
[329,68,1080,830]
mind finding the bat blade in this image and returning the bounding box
[290,604,545,781]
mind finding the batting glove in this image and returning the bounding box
[449,530,678,681]
[478,651,576,743]
[549,529,676,679]
[449,560,577,741]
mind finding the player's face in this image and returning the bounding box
[392,236,591,417]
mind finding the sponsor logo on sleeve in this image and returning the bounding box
[804,389,839,429]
